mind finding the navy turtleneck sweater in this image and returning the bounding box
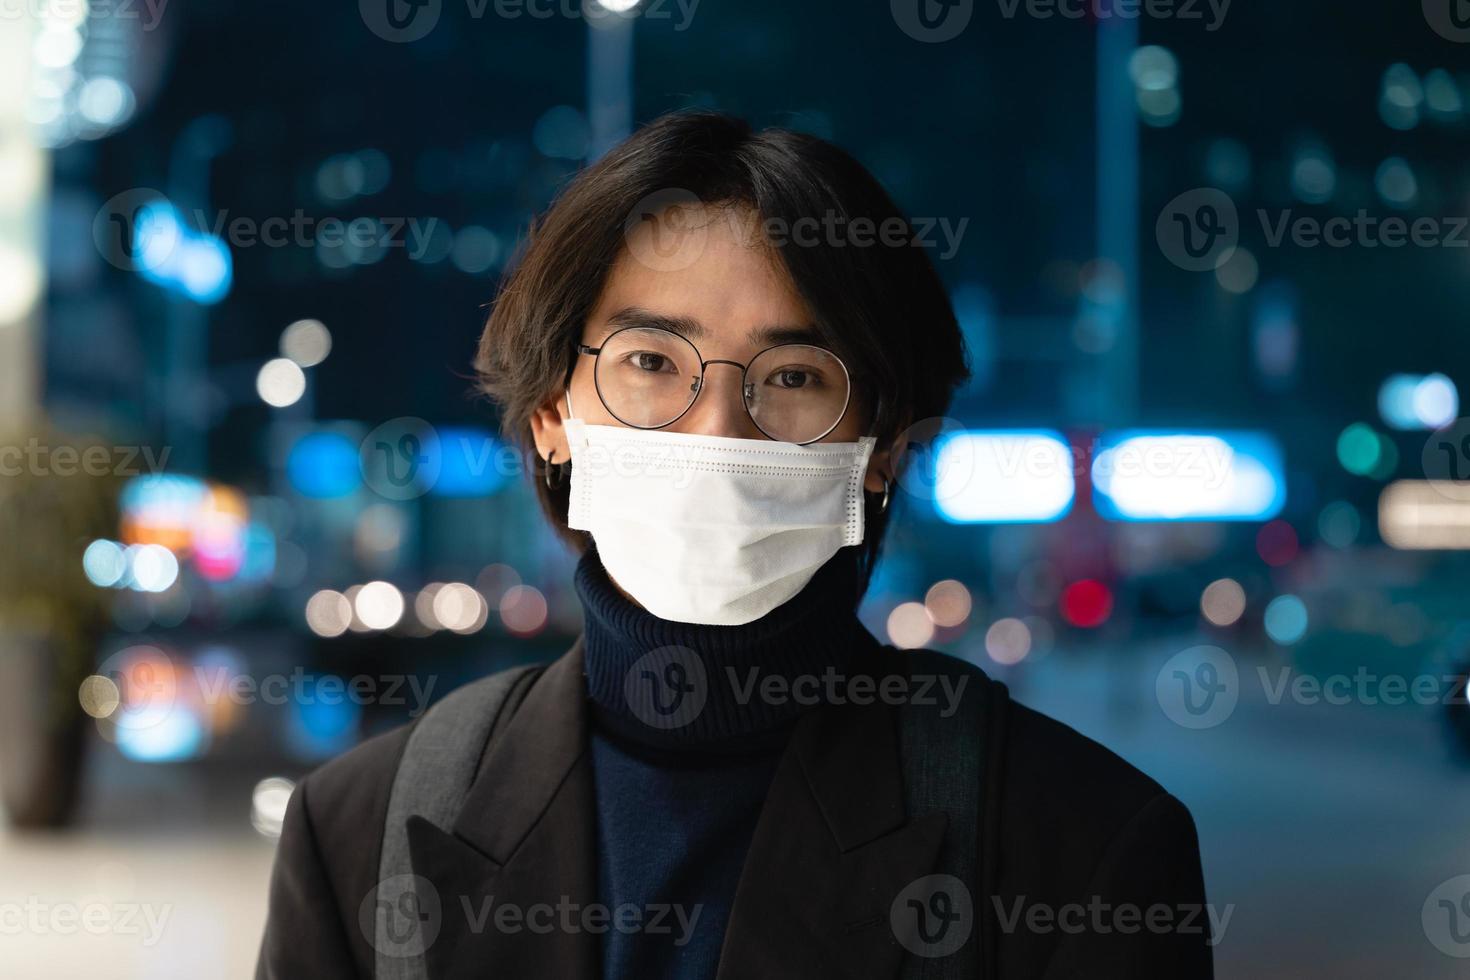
[575,546,880,980]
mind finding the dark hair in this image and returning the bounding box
[476,110,968,581]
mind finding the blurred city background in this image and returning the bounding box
[2,0,1470,976]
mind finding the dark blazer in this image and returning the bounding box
[256,644,1213,979]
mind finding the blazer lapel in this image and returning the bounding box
[402,644,948,980]
[716,691,948,980]
[406,646,601,980]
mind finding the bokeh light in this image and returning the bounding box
[1318,501,1362,549]
[1060,580,1113,629]
[500,584,548,636]
[354,581,404,631]
[1256,520,1300,567]
[434,582,488,634]
[78,674,122,719]
[886,601,935,650]
[1216,247,1259,294]
[256,358,307,408]
[1336,423,1383,477]
[924,579,973,629]
[280,318,332,367]
[83,539,128,588]
[128,544,180,593]
[985,618,1032,665]
[251,777,295,838]
[1201,578,1247,627]
[305,590,353,638]
[1264,595,1309,645]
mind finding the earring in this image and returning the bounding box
[544,450,566,490]
[877,476,891,514]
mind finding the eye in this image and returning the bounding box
[765,366,823,389]
[624,350,678,373]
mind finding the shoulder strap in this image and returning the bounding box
[374,663,541,980]
[898,650,1009,980]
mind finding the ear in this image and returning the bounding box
[529,389,572,466]
[864,428,910,495]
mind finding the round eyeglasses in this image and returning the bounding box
[574,326,853,445]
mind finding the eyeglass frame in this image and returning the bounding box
[571,324,855,445]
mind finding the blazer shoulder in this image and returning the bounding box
[899,649,1178,815]
[297,721,415,824]
[992,699,1211,978]
[260,723,416,979]
[294,657,551,842]
[1004,698,1169,808]
[997,696,1199,869]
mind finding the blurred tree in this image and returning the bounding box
[0,423,121,828]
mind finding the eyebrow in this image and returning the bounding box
[602,307,825,349]
[749,323,826,347]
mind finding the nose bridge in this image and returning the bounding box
[683,359,755,437]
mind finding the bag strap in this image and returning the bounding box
[898,650,1008,980]
[374,663,541,980]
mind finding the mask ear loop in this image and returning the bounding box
[857,392,888,516]
[539,389,576,491]
[865,397,891,514]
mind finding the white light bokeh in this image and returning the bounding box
[985,618,1032,665]
[280,318,332,367]
[304,589,353,638]
[933,431,1076,524]
[355,581,405,631]
[1412,374,1458,429]
[0,245,43,323]
[434,582,488,634]
[886,602,935,650]
[251,777,296,838]
[129,544,179,593]
[256,358,307,408]
[77,76,135,128]
[83,539,128,588]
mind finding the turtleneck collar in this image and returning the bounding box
[575,546,881,751]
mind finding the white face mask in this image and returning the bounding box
[563,417,877,626]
